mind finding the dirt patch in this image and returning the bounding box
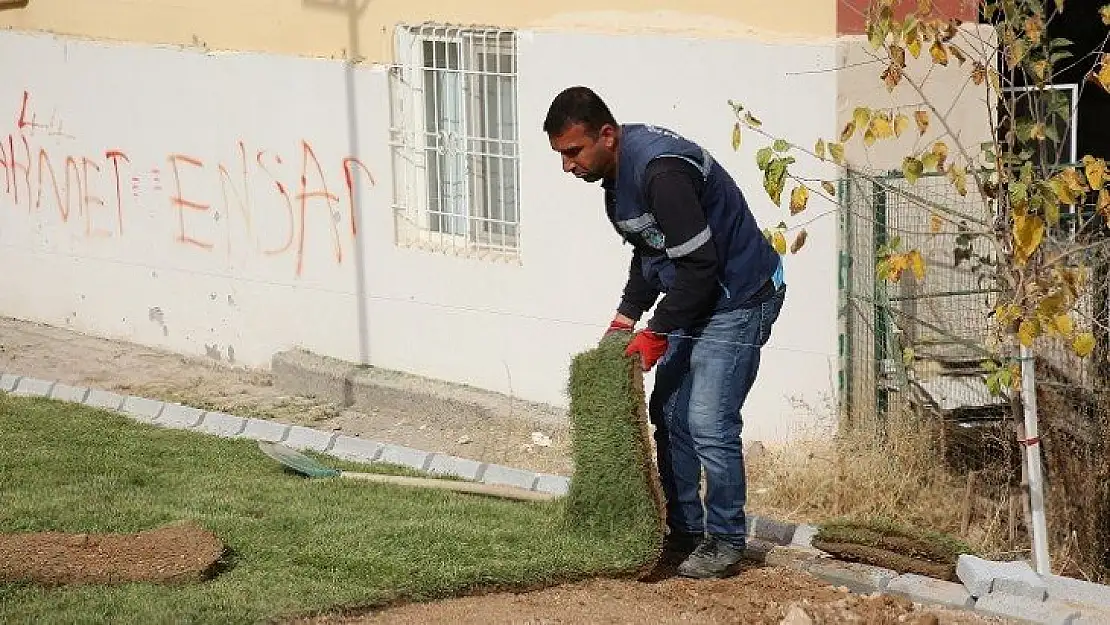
[286,564,1011,625]
[812,521,969,581]
[0,520,225,587]
[813,541,955,581]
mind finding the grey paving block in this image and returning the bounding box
[271,349,355,406]
[958,554,1047,599]
[533,473,570,496]
[481,464,537,491]
[426,454,483,481]
[12,377,55,397]
[49,383,90,403]
[283,426,337,452]
[329,435,383,463]
[887,573,975,609]
[804,559,898,594]
[84,389,126,411]
[158,403,205,428]
[791,524,819,548]
[1072,608,1110,625]
[238,418,290,442]
[750,515,797,545]
[0,373,20,392]
[1045,574,1110,612]
[975,593,1080,625]
[120,396,165,423]
[377,443,431,471]
[195,412,247,437]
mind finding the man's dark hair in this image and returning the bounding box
[543,86,618,137]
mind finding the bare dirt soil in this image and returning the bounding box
[0,520,224,586]
[287,563,1011,625]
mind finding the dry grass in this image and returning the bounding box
[745,407,1018,561]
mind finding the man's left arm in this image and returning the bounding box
[642,157,720,335]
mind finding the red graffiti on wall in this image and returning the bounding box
[2,90,376,278]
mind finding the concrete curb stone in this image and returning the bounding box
[329,435,384,464]
[886,573,975,609]
[749,514,797,545]
[50,383,90,403]
[0,373,20,392]
[427,454,485,482]
[974,593,1080,625]
[804,559,899,594]
[195,411,248,437]
[1044,574,1110,612]
[159,403,205,428]
[12,376,55,397]
[480,463,536,491]
[121,395,165,422]
[533,473,570,497]
[84,389,126,411]
[958,554,1048,600]
[376,443,432,471]
[284,426,337,452]
[238,418,290,443]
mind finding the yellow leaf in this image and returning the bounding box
[790,228,808,254]
[907,34,922,58]
[949,44,967,65]
[930,41,949,65]
[995,303,1022,328]
[893,114,910,137]
[931,141,949,169]
[914,110,929,135]
[909,249,926,280]
[972,62,987,85]
[917,0,932,14]
[829,142,845,165]
[948,164,968,196]
[1074,332,1096,358]
[922,152,940,172]
[1007,39,1027,69]
[822,180,837,195]
[1018,319,1039,347]
[815,138,826,160]
[1024,16,1044,45]
[882,63,903,91]
[1053,313,1075,338]
[930,214,943,232]
[1102,4,1110,25]
[840,121,856,142]
[790,185,809,215]
[771,230,788,255]
[864,128,877,146]
[1096,56,1110,92]
[853,107,871,131]
[1083,155,1106,190]
[870,112,894,139]
[731,123,741,150]
[1013,213,1045,264]
[887,253,910,281]
[1099,189,1110,218]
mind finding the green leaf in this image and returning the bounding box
[902,156,925,184]
[764,157,789,206]
[815,138,826,160]
[756,146,774,170]
[773,139,792,153]
[744,111,762,128]
[731,123,742,150]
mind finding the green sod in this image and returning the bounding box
[0,340,665,623]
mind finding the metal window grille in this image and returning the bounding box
[388,23,521,258]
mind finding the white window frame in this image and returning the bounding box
[387,22,521,261]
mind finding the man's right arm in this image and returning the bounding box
[617,250,660,323]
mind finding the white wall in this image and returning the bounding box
[0,28,840,443]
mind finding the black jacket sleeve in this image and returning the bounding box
[617,249,660,321]
[642,157,720,334]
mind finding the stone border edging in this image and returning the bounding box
[5,370,1110,623]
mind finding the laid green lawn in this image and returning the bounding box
[0,392,656,624]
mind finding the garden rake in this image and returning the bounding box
[255,441,557,503]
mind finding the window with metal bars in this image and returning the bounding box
[388,23,521,257]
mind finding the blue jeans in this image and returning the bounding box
[649,283,786,548]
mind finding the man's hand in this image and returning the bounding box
[602,314,635,341]
[625,329,668,370]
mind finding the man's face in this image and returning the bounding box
[548,122,617,183]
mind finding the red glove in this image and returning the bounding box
[603,317,634,339]
[625,329,668,370]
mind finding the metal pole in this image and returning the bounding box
[1019,344,1051,574]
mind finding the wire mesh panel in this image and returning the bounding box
[840,170,1004,425]
[388,23,521,259]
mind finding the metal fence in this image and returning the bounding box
[838,169,1007,427]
